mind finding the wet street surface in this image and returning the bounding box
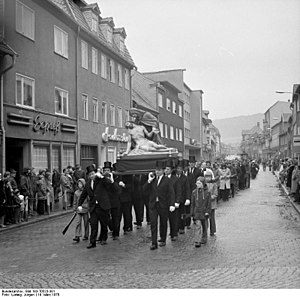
[0,170,300,288]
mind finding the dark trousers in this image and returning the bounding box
[220,189,230,201]
[110,206,121,237]
[168,208,178,237]
[90,207,110,244]
[120,201,133,232]
[150,203,168,245]
[209,209,216,234]
[133,195,143,225]
[185,204,191,227]
[177,203,186,231]
[230,183,235,198]
[37,199,46,214]
[141,194,150,223]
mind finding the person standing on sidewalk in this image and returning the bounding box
[218,164,231,201]
[19,167,33,221]
[73,178,89,243]
[60,168,73,210]
[78,165,117,249]
[191,176,211,247]
[0,174,7,228]
[290,162,300,198]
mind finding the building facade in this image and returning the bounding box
[1,0,135,175]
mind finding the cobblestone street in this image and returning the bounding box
[0,169,300,289]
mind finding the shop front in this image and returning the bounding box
[4,108,77,178]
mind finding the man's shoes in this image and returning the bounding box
[136,225,142,229]
[86,243,96,249]
[150,244,158,250]
[82,237,88,241]
[96,238,101,243]
[179,229,185,234]
[112,236,119,240]
[159,242,166,247]
[73,236,80,243]
[171,236,177,241]
[195,242,201,248]
[0,224,7,228]
[158,238,163,242]
[100,240,107,245]
[210,233,215,236]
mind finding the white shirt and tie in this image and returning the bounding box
[156,175,163,202]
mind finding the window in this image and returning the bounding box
[107,58,115,83]
[165,124,168,139]
[92,98,98,122]
[166,98,171,111]
[178,105,183,117]
[107,27,113,44]
[81,40,88,69]
[117,64,123,87]
[16,74,34,108]
[172,102,176,114]
[62,146,75,169]
[125,109,130,121]
[170,126,174,140]
[175,128,178,141]
[82,94,88,120]
[51,146,60,172]
[179,129,183,141]
[117,107,122,128]
[158,93,163,108]
[92,47,98,74]
[33,146,49,174]
[120,38,125,54]
[159,122,164,137]
[54,25,68,58]
[102,102,108,124]
[91,16,98,32]
[101,54,107,78]
[16,1,35,40]
[107,146,116,163]
[55,87,68,116]
[110,104,115,126]
[124,68,130,90]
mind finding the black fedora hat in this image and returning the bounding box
[176,160,184,168]
[103,161,112,170]
[155,160,166,169]
[86,165,96,174]
[189,156,196,162]
[165,159,175,169]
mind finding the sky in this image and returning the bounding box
[95,0,300,120]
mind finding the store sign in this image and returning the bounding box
[33,114,61,135]
[102,127,128,143]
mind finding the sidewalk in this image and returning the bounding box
[274,171,300,215]
[0,208,73,233]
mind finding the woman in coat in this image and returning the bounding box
[218,164,231,201]
[191,176,211,247]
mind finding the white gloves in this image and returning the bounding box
[148,172,155,183]
[77,206,83,212]
[175,203,180,208]
[169,206,175,212]
[184,199,190,206]
[96,171,104,178]
[109,173,114,183]
[119,181,125,187]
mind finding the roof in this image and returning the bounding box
[48,0,135,67]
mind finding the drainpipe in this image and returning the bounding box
[0,53,17,174]
[75,25,80,164]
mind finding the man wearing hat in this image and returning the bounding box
[78,164,118,248]
[143,160,175,250]
[186,156,201,229]
[102,161,121,240]
[8,169,18,192]
[175,160,191,235]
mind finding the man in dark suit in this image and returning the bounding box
[186,156,202,228]
[165,160,181,241]
[78,165,117,249]
[175,160,191,234]
[143,160,175,250]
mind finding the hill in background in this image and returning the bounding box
[213,113,264,145]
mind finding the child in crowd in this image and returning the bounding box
[73,178,89,243]
[191,176,211,247]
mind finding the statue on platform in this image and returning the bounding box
[123,121,171,156]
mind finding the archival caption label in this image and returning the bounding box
[1,289,59,297]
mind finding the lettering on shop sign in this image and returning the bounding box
[33,114,61,135]
[102,127,128,143]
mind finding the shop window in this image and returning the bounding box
[16,73,35,108]
[62,147,75,169]
[33,146,49,174]
[51,146,60,172]
[107,146,116,163]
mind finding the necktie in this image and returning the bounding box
[157,176,162,186]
